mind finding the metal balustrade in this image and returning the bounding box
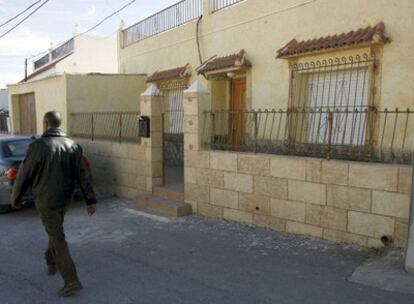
[203,108,414,164]
[122,0,203,47]
[33,38,74,71]
[211,0,245,12]
[70,112,141,143]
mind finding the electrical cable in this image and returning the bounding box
[0,0,50,39]
[104,0,123,22]
[123,0,318,60]
[0,0,43,28]
[75,0,137,37]
[196,15,207,80]
[27,0,136,65]
[196,15,203,65]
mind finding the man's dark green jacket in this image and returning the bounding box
[11,128,97,209]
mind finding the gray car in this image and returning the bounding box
[0,136,35,213]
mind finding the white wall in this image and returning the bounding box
[56,35,118,74]
[28,35,118,82]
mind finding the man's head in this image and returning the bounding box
[43,111,62,131]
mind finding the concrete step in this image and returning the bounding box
[135,194,192,217]
[153,186,184,202]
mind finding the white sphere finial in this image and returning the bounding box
[74,24,81,35]
[119,20,125,30]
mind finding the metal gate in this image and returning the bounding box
[163,89,184,167]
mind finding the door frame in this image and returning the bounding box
[18,93,37,135]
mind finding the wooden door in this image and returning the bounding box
[19,93,36,135]
[229,77,246,150]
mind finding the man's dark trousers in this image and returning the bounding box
[38,207,79,284]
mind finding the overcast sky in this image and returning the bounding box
[0,0,176,88]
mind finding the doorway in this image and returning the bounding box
[19,93,36,135]
[162,88,184,192]
[229,77,246,150]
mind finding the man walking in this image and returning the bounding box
[11,111,97,297]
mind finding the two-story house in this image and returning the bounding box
[107,0,414,249]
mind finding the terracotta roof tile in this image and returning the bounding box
[147,64,191,83]
[197,50,251,74]
[277,22,390,59]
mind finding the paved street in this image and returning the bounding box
[0,198,413,304]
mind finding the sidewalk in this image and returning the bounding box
[0,198,413,304]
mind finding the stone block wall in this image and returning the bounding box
[75,139,147,200]
[185,151,412,248]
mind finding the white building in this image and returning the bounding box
[25,33,118,82]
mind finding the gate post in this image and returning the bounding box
[183,80,211,212]
[140,84,164,194]
[183,80,211,152]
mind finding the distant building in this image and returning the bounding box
[24,33,118,82]
[8,30,122,135]
[8,73,146,135]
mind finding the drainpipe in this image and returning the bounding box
[405,152,414,273]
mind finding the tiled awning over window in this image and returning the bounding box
[196,50,251,75]
[147,64,191,83]
[277,22,390,59]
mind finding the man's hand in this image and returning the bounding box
[87,204,96,216]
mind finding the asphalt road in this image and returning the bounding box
[0,198,413,304]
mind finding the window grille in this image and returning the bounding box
[165,89,184,134]
[289,54,376,146]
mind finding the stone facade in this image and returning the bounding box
[185,150,411,248]
[74,81,412,250]
[74,138,146,200]
[182,84,412,249]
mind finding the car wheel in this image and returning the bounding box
[0,204,11,214]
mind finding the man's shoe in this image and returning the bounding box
[58,281,83,297]
[47,264,57,276]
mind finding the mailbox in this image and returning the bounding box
[138,116,150,138]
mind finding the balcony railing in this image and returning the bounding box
[33,38,74,71]
[33,54,50,70]
[51,39,74,61]
[70,112,141,143]
[211,0,245,12]
[202,108,414,164]
[122,0,203,47]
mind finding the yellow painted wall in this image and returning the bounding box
[66,74,147,113]
[8,74,147,135]
[8,75,67,134]
[57,35,118,75]
[66,73,147,136]
[119,0,414,110]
